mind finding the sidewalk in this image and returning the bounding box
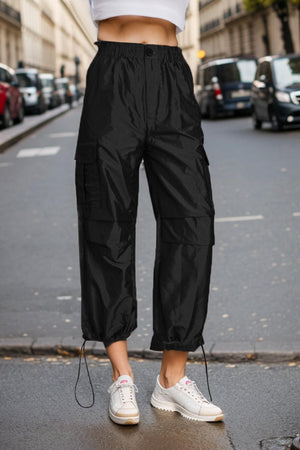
[0,98,83,152]
[0,356,299,450]
[0,335,299,363]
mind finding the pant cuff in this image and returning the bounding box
[82,328,137,348]
[149,336,204,352]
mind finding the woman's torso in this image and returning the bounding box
[96,15,178,46]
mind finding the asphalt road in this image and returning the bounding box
[0,106,299,350]
[0,357,299,450]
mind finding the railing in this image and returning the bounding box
[0,0,21,24]
[224,3,243,20]
[199,0,218,11]
[200,18,221,34]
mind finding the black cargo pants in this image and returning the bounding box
[74,39,215,354]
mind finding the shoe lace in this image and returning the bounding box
[181,380,210,404]
[107,382,138,403]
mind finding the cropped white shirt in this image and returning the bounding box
[88,0,190,35]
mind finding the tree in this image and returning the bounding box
[243,0,300,54]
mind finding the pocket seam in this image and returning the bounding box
[74,140,99,162]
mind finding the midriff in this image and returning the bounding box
[97,15,178,46]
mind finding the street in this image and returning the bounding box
[0,105,299,449]
[0,357,299,450]
[0,106,299,348]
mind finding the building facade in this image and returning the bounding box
[0,0,96,88]
[178,0,300,79]
[0,0,22,68]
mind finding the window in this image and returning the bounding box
[5,71,13,83]
[217,60,257,83]
[272,56,300,89]
[0,68,6,82]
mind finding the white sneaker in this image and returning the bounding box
[150,374,224,422]
[107,374,140,425]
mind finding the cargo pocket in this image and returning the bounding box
[197,147,215,214]
[74,140,100,206]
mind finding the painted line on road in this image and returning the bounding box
[292,212,300,217]
[17,147,60,158]
[49,132,77,138]
[215,214,264,222]
[56,296,72,301]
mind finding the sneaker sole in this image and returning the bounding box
[150,393,224,422]
[108,406,140,425]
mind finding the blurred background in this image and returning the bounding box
[1,0,300,128]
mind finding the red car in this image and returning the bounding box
[0,63,24,129]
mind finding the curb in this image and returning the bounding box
[0,98,83,153]
[0,337,299,363]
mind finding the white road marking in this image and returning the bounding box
[292,212,300,217]
[56,296,72,300]
[215,215,264,222]
[17,147,60,157]
[0,162,13,167]
[49,132,77,138]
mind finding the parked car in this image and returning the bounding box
[15,68,46,114]
[54,77,71,105]
[195,57,257,119]
[251,53,300,130]
[0,63,24,128]
[53,78,65,106]
[55,77,70,103]
[39,73,58,109]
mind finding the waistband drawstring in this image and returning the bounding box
[200,344,213,402]
[74,339,95,408]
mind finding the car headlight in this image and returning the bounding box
[275,91,290,103]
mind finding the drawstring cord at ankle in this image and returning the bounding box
[74,339,95,408]
[200,344,213,402]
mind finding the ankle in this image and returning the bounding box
[112,368,134,383]
[159,372,185,389]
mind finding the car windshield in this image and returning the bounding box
[16,73,38,87]
[217,60,257,83]
[41,78,53,88]
[272,57,300,89]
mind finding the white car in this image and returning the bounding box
[15,68,46,114]
[40,73,58,109]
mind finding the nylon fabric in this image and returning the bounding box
[73,39,216,407]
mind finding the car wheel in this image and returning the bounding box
[270,111,283,131]
[14,102,25,124]
[208,104,217,120]
[2,104,13,128]
[36,99,43,114]
[252,108,262,130]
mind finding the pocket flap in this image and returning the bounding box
[74,140,98,162]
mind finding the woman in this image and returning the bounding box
[74,0,224,425]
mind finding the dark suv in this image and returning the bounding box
[251,54,300,130]
[195,57,257,119]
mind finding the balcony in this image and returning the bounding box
[224,3,244,21]
[0,0,21,25]
[199,0,218,11]
[200,17,221,34]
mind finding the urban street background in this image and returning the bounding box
[1,0,300,449]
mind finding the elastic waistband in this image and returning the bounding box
[93,39,183,61]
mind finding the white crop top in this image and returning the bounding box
[88,0,190,35]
